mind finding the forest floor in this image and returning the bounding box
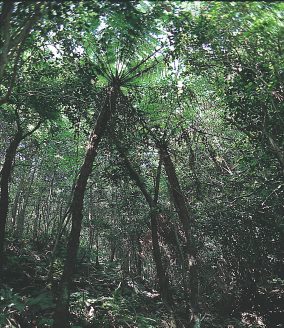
[0,238,172,328]
[1,238,283,328]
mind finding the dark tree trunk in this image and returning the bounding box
[136,233,143,280]
[15,164,36,239]
[150,209,173,304]
[0,131,22,271]
[114,141,174,305]
[33,200,41,240]
[158,141,200,328]
[0,0,13,81]
[53,86,118,328]
[95,232,100,268]
[11,178,24,229]
[110,243,116,262]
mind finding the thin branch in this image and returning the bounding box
[122,59,160,85]
[22,120,42,139]
[153,156,162,205]
[120,46,162,82]
[114,136,154,207]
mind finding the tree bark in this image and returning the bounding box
[11,181,23,229]
[135,233,143,280]
[0,130,22,271]
[0,0,13,81]
[158,141,200,328]
[53,85,118,328]
[149,208,173,305]
[114,141,174,305]
[15,163,36,239]
[0,120,41,272]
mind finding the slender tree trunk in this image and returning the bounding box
[0,0,13,81]
[110,241,116,262]
[15,164,36,239]
[88,186,97,264]
[149,208,173,305]
[109,192,117,263]
[11,179,24,229]
[158,141,200,328]
[136,233,143,280]
[114,141,174,305]
[94,232,99,268]
[0,131,22,271]
[47,211,71,283]
[47,179,77,281]
[33,200,41,240]
[53,85,118,328]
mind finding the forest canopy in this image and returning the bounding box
[0,1,283,328]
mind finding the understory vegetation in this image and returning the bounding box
[0,1,283,327]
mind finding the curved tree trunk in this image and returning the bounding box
[149,208,173,305]
[158,141,200,328]
[114,141,175,309]
[0,120,41,273]
[53,86,118,328]
[0,130,23,271]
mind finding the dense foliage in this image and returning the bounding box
[0,1,283,328]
